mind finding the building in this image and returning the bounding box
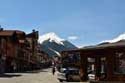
[62,40,125,82]
[0,29,25,72]
[0,29,47,73]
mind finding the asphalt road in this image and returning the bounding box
[0,68,89,83]
[0,68,59,83]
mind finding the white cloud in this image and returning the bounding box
[68,36,78,40]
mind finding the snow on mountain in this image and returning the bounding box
[101,33,125,43]
[38,32,65,45]
[48,47,60,56]
[38,32,77,57]
[54,50,60,56]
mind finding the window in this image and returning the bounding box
[114,52,125,74]
[62,53,80,67]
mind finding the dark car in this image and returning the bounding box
[65,67,80,82]
[56,65,80,82]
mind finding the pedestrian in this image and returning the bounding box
[52,66,55,75]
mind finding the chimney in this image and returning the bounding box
[32,29,35,32]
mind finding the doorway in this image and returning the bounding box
[87,57,107,81]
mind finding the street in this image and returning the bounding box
[0,68,59,83]
[0,68,89,83]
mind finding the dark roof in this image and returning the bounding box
[26,31,38,38]
[4,30,25,35]
[0,30,25,36]
[26,33,33,37]
[61,40,125,54]
[80,40,125,50]
[0,31,15,36]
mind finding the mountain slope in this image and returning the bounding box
[38,32,77,57]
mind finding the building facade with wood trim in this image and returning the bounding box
[62,40,125,82]
[0,29,47,73]
[0,30,25,72]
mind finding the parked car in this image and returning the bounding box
[56,67,67,82]
[65,67,80,82]
[56,64,80,82]
[87,69,95,80]
[88,73,95,80]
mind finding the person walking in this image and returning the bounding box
[52,66,56,75]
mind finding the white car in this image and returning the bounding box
[56,67,80,82]
[88,73,95,80]
[56,68,67,82]
[87,70,95,80]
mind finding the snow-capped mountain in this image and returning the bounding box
[100,33,125,43]
[39,32,64,45]
[38,32,77,57]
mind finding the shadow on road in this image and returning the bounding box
[12,67,51,74]
[0,74,22,78]
[24,69,49,73]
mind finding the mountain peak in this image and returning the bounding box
[38,32,77,57]
[38,32,65,45]
[46,32,57,37]
[101,33,125,43]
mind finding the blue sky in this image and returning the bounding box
[0,0,125,47]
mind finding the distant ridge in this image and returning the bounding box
[100,33,125,43]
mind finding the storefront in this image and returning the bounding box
[62,40,125,81]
